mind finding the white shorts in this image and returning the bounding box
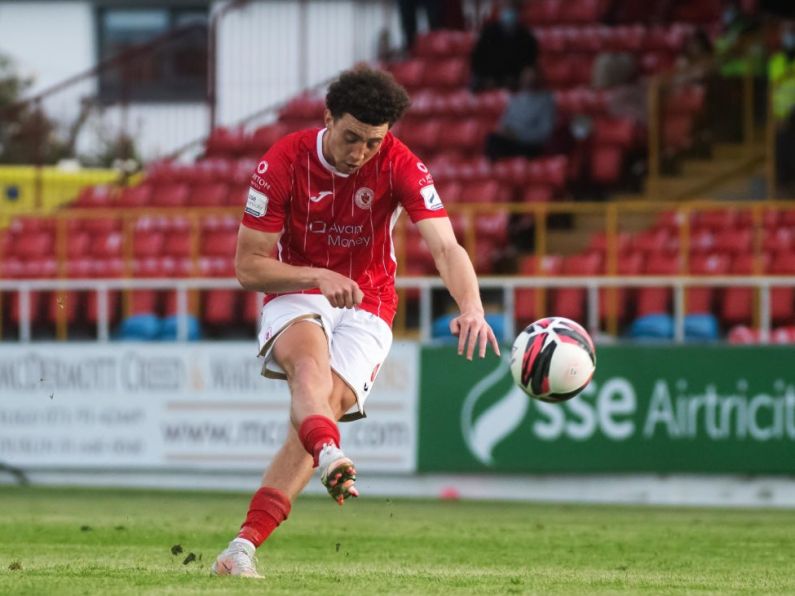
[256,294,393,421]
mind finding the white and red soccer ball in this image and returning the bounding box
[510,317,596,403]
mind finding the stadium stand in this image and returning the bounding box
[3,0,792,345]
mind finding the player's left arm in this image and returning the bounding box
[416,217,501,360]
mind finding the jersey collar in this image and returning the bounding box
[316,129,350,178]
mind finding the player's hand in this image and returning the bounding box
[449,310,501,360]
[316,269,364,309]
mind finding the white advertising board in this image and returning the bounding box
[0,342,418,473]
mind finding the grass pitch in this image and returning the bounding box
[0,486,793,594]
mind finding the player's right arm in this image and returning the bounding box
[235,226,364,308]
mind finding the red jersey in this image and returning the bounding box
[241,128,448,326]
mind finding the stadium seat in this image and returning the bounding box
[160,314,202,341]
[203,289,239,326]
[515,255,563,324]
[769,252,795,323]
[552,253,603,322]
[205,127,248,158]
[150,182,190,207]
[9,230,53,259]
[629,313,674,340]
[203,231,238,258]
[684,314,719,341]
[74,185,115,208]
[133,231,165,258]
[687,253,730,315]
[192,182,230,207]
[636,252,680,317]
[458,180,501,203]
[118,184,153,208]
[163,231,193,259]
[388,59,426,90]
[118,314,161,341]
[248,123,291,156]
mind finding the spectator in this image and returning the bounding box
[769,21,795,121]
[397,0,443,53]
[484,67,555,161]
[470,0,539,92]
[769,22,795,194]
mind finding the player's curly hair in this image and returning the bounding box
[326,65,411,127]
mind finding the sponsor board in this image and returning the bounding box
[418,345,795,474]
[0,343,419,473]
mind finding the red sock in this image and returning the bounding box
[298,415,340,467]
[237,486,291,547]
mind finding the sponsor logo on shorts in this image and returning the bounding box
[354,187,374,210]
[420,184,443,211]
[245,188,269,217]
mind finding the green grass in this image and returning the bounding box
[0,486,794,594]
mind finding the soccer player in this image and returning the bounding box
[212,66,501,578]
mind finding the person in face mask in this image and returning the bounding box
[470,0,538,92]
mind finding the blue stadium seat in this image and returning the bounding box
[159,315,202,341]
[684,314,719,341]
[118,314,162,341]
[628,314,673,340]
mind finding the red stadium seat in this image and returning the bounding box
[523,0,561,25]
[559,0,602,23]
[552,253,604,321]
[769,252,795,323]
[202,231,238,258]
[66,232,92,259]
[590,144,624,185]
[10,230,54,259]
[395,119,442,155]
[422,57,469,89]
[163,231,192,258]
[204,289,239,326]
[388,59,426,90]
[133,232,165,258]
[150,182,190,207]
[636,252,680,317]
[600,252,644,323]
[193,182,230,207]
[74,185,116,208]
[205,127,249,158]
[687,253,730,314]
[437,119,484,155]
[118,184,153,208]
[243,290,263,324]
[459,180,501,203]
[515,255,563,324]
[248,123,291,156]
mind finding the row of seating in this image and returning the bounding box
[588,228,795,256]
[412,23,698,60]
[522,0,720,25]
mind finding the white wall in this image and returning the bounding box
[0,1,94,96]
[0,0,400,161]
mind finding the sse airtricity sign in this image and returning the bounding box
[419,345,795,474]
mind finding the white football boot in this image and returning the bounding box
[211,538,262,578]
[318,442,359,505]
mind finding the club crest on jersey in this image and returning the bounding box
[245,188,269,217]
[416,162,429,173]
[256,160,269,174]
[420,184,443,211]
[354,187,374,210]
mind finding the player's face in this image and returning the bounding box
[323,111,389,175]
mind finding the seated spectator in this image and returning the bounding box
[470,0,538,92]
[484,67,555,161]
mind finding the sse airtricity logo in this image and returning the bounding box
[461,357,529,466]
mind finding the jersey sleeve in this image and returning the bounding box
[240,137,294,233]
[391,142,448,223]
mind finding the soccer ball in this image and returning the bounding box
[510,317,596,403]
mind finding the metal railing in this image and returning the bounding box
[1,275,793,344]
